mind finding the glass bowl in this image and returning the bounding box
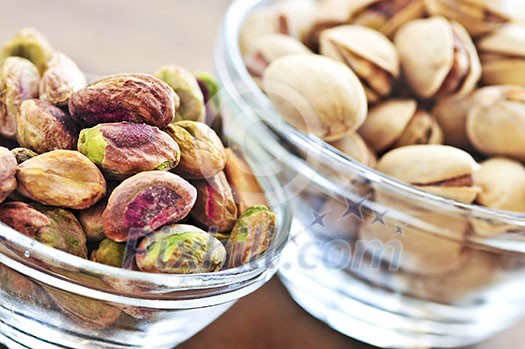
[0,142,291,349]
[216,0,525,347]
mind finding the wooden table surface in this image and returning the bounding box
[1,1,525,348]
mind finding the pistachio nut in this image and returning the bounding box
[226,205,277,268]
[329,132,377,167]
[477,24,525,86]
[78,122,180,180]
[320,25,399,103]
[44,286,121,329]
[238,8,281,56]
[195,71,222,137]
[0,147,17,204]
[16,150,106,210]
[377,145,481,203]
[473,158,525,213]
[245,34,311,78]
[165,121,226,179]
[190,171,238,235]
[135,224,226,273]
[0,264,53,309]
[69,73,178,128]
[0,201,87,258]
[154,65,205,122]
[263,54,368,141]
[349,0,427,38]
[224,148,269,213]
[77,200,107,242]
[0,28,54,73]
[358,214,470,276]
[359,100,442,153]
[103,171,197,242]
[275,0,318,44]
[424,0,523,37]
[0,57,40,139]
[91,238,126,268]
[17,99,79,153]
[394,16,481,99]
[39,52,86,105]
[11,147,37,164]
[431,93,476,149]
[466,85,525,160]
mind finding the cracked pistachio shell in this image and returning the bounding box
[245,34,311,78]
[263,54,367,142]
[395,110,443,148]
[466,85,525,160]
[224,148,269,214]
[78,122,180,180]
[77,200,107,242]
[103,171,197,242]
[155,65,205,122]
[0,201,87,258]
[329,133,377,167]
[16,150,106,210]
[358,214,470,276]
[0,57,40,139]
[226,205,277,268]
[424,0,522,37]
[166,121,226,179]
[17,99,79,153]
[320,25,399,103]
[135,224,226,274]
[377,145,480,203]
[69,73,178,128]
[190,171,238,235]
[275,1,318,43]
[239,8,281,56]
[474,158,525,213]
[0,147,17,204]
[395,17,481,99]
[39,52,86,105]
[91,238,126,268]
[477,24,525,86]
[11,147,37,164]
[0,28,54,73]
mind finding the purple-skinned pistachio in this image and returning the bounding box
[0,147,17,204]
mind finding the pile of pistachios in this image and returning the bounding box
[242,0,525,213]
[0,28,277,274]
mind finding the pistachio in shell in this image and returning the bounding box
[0,57,40,139]
[320,25,399,103]
[466,85,525,161]
[238,7,281,56]
[329,132,377,167]
[10,147,37,164]
[474,157,525,213]
[77,200,107,242]
[195,71,222,137]
[78,122,180,180]
[244,34,311,78]
[165,121,226,179]
[135,224,226,274]
[90,238,126,268]
[17,99,79,153]
[0,28,54,73]
[39,52,87,105]
[154,65,205,122]
[224,148,269,214]
[377,144,481,204]
[190,171,238,236]
[0,201,87,258]
[359,99,443,154]
[16,150,106,210]
[0,147,17,204]
[103,171,197,242]
[226,205,277,268]
[69,73,178,128]
[394,16,481,99]
[262,54,367,142]
[0,263,53,309]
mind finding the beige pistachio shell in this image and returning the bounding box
[396,110,443,148]
[359,99,417,152]
[263,54,367,141]
[451,21,482,98]
[238,9,280,56]
[418,185,481,204]
[474,157,525,213]
[432,93,476,149]
[244,34,311,77]
[329,132,377,167]
[481,59,525,86]
[377,144,479,184]
[466,85,525,160]
[275,0,318,42]
[478,24,525,58]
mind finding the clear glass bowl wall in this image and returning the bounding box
[216,0,525,347]
[0,135,291,349]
